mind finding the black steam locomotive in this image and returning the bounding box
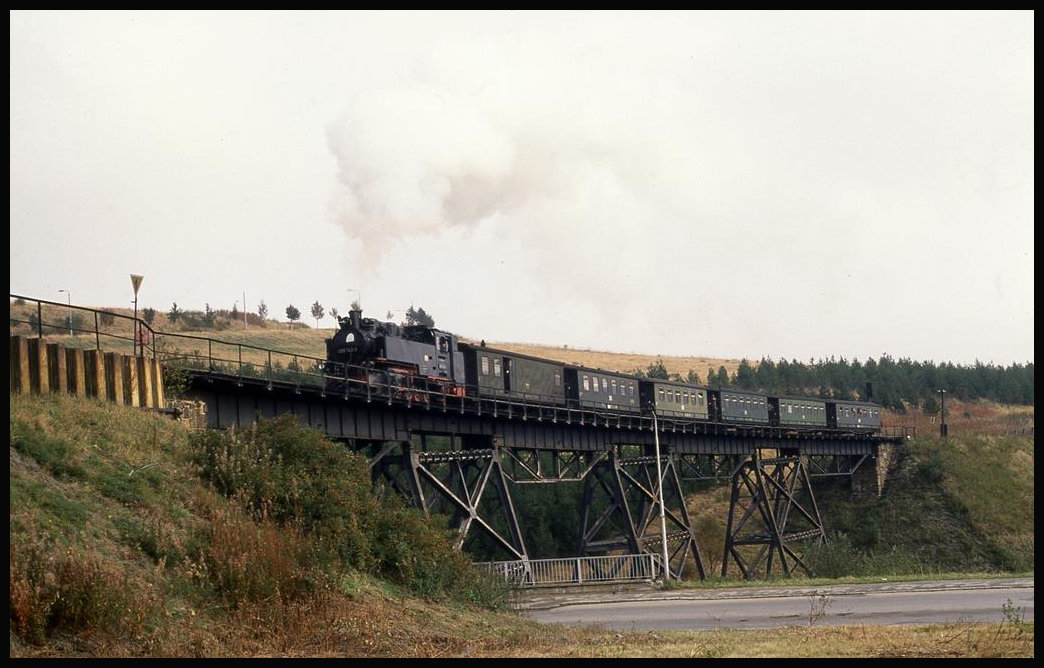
[324,309,883,432]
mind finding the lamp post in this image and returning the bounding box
[130,274,144,357]
[242,291,247,330]
[58,289,72,335]
[647,407,671,581]
[938,389,948,438]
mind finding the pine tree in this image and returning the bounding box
[646,358,669,379]
[405,305,435,327]
[202,303,215,328]
[735,359,756,390]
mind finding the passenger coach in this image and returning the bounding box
[639,379,709,420]
[460,343,566,405]
[564,366,641,413]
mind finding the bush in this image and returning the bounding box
[188,415,509,606]
[9,535,155,645]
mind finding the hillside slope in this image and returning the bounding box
[10,392,1033,657]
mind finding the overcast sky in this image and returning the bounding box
[10,11,1034,366]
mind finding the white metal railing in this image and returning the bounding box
[479,553,661,588]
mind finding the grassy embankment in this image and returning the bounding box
[9,389,1033,658]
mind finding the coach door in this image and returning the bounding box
[502,358,512,392]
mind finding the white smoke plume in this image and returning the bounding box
[323,23,710,332]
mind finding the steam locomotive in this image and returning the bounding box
[323,309,882,432]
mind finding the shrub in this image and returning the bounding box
[203,507,321,608]
[190,416,380,570]
[189,415,509,606]
[9,535,155,645]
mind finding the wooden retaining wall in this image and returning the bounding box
[9,335,165,409]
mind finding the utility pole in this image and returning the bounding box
[938,389,948,438]
[649,408,670,580]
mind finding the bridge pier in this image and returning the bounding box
[721,452,825,579]
[578,445,706,581]
[369,436,531,567]
[850,444,897,498]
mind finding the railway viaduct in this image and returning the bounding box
[10,295,909,584]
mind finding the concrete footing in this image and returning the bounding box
[9,335,165,409]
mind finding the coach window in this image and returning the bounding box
[481,356,490,376]
[493,359,502,377]
[554,372,561,387]
[583,375,590,391]
[658,388,665,401]
[601,378,608,392]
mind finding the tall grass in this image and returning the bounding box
[9,530,157,645]
[10,394,508,654]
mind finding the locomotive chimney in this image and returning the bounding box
[349,308,362,329]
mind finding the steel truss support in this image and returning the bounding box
[722,451,825,579]
[675,453,749,481]
[805,453,868,477]
[578,446,706,580]
[368,437,530,566]
[501,448,608,483]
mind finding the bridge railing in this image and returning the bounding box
[10,294,159,361]
[152,330,327,391]
[478,553,662,588]
[10,293,918,442]
[10,293,332,392]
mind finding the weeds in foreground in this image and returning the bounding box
[807,591,833,627]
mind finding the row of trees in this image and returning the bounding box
[634,355,1034,410]
[163,300,436,332]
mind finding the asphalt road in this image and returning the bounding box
[524,578,1035,631]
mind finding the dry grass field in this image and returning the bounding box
[465,338,740,379]
[9,298,742,377]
